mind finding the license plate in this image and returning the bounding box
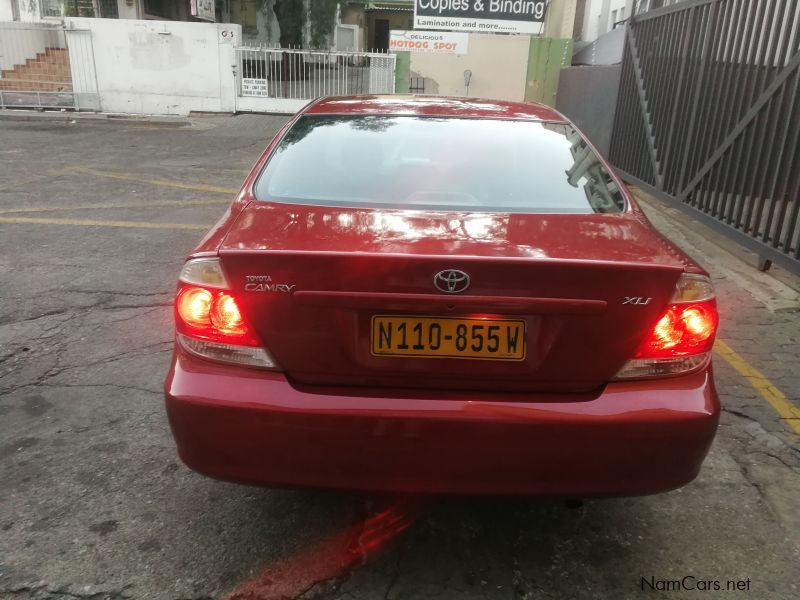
[371,315,526,361]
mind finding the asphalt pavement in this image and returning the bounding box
[1,112,799,600]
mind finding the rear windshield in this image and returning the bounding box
[254,115,625,214]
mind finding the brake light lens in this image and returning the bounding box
[177,287,213,329]
[210,293,247,336]
[637,301,717,358]
[615,274,718,380]
[174,258,278,369]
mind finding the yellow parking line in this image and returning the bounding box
[0,167,74,192]
[0,216,208,230]
[208,167,252,175]
[714,339,800,434]
[2,206,795,435]
[122,125,194,131]
[0,198,229,214]
[68,166,239,194]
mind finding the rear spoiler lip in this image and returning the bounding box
[217,248,688,271]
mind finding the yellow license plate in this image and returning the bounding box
[371,315,526,361]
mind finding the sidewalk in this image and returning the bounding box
[634,186,800,537]
[0,108,193,127]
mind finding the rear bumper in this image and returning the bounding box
[165,347,720,496]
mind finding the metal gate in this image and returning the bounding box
[610,0,800,274]
[0,22,99,111]
[235,46,396,114]
[64,27,100,111]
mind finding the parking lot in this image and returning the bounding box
[1,113,799,600]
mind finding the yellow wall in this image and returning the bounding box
[544,0,581,39]
[408,33,531,101]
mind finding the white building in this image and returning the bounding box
[1,0,287,46]
[580,0,690,42]
[581,0,633,42]
[0,0,187,22]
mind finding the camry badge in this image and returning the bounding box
[244,275,296,293]
[434,269,470,294]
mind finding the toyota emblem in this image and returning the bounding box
[433,269,470,294]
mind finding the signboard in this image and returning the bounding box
[414,0,547,35]
[190,0,216,23]
[389,30,469,54]
[242,78,268,97]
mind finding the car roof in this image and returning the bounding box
[304,95,568,122]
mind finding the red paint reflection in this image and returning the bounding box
[226,495,422,600]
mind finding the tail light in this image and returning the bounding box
[615,273,718,380]
[174,258,278,369]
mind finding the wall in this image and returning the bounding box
[394,50,410,93]
[401,0,581,102]
[555,64,621,155]
[544,0,581,39]
[365,9,413,50]
[525,37,573,106]
[65,17,240,115]
[339,3,365,49]
[15,0,42,22]
[252,0,280,45]
[116,0,140,20]
[408,32,530,101]
[0,0,15,21]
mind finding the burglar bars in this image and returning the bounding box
[610,0,800,274]
[236,46,396,100]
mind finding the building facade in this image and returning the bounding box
[581,0,632,42]
[0,0,344,45]
[579,0,693,42]
[0,0,190,21]
[3,0,587,49]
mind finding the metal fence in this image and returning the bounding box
[610,0,800,274]
[0,21,99,110]
[236,46,396,100]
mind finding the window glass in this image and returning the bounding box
[254,115,625,214]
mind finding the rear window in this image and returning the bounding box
[254,115,625,214]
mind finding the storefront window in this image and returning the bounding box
[40,0,64,17]
[39,0,96,17]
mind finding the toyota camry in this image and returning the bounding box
[165,95,720,496]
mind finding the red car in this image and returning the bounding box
[165,95,720,496]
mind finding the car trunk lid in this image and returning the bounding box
[218,202,689,393]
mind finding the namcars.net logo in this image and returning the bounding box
[641,576,752,592]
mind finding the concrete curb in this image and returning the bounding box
[0,109,192,128]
